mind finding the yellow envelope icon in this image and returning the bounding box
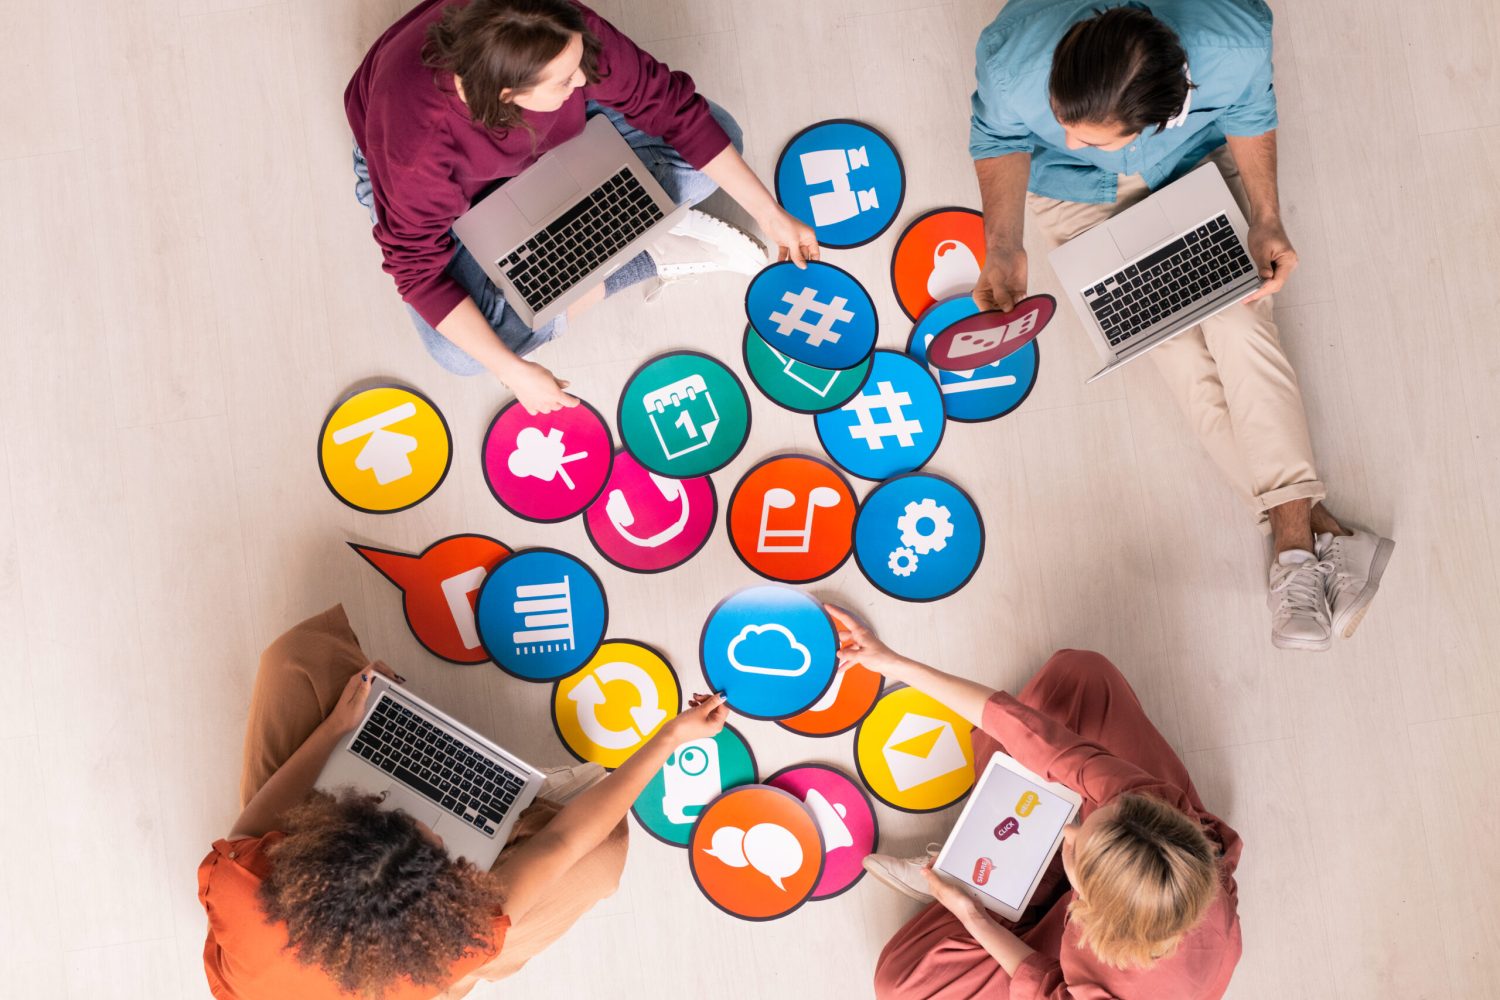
[882,713,968,792]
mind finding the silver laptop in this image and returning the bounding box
[315,674,544,867]
[453,113,688,328]
[1048,161,1263,382]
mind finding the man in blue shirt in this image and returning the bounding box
[969,1,1393,652]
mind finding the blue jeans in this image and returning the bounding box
[353,100,744,375]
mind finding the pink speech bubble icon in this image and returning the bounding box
[351,535,510,664]
[994,817,1020,841]
[1015,791,1040,817]
[972,857,993,885]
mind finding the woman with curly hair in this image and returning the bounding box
[197,605,728,998]
[829,607,1244,999]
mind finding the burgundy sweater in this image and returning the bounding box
[345,0,732,326]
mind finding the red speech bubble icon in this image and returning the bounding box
[994,817,1020,841]
[928,294,1055,371]
[972,857,993,885]
[351,534,510,664]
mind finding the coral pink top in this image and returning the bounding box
[979,691,1243,999]
[344,0,731,326]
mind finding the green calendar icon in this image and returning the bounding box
[619,352,751,477]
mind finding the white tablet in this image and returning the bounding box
[932,752,1083,921]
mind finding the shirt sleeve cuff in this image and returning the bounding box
[1220,108,1280,137]
[671,119,733,172]
[406,277,469,330]
[1009,950,1064,999]
[969,134,1035,161]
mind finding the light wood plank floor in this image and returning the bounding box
[2,0,1496,997]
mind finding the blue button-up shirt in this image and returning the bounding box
[970,0,1278,204]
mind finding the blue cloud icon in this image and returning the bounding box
[727,623,811,677]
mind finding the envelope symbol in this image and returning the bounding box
[882,713,967,791]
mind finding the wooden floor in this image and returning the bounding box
[3,0,1498,997]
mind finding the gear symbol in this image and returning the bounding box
[888,547,919,577]
[897,499,954,555]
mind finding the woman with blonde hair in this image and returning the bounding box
[832,608,1242,999]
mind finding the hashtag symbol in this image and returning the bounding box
[842,381,922,450]
[768,286,854,349]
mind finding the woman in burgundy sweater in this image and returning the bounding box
[346,0,816,413]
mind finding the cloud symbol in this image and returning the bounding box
[727,623,811,677]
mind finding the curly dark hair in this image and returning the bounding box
[259,790,502,997]
[423,0,604,132]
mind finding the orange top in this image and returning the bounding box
[197,834,507,1000]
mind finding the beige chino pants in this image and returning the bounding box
[1028,145,1326,530]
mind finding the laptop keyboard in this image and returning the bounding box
[348,695,528,838]
[499,167,665,312]
[1082,214,1256,349]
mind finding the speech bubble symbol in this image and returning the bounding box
[351,535,510,664]
[704,826,750,868]
[972,857,993,885]
[1015,791,1040,817]
[994,817,1020,841]
[703,822,806,891]
[743,822,805,891]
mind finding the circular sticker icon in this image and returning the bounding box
[745,261,878,370]
[632,724,758,847]
[584,449,717,574]
[742,325,871,413]
[481,399,613,523]
[700,586,838,720]
[618,352,750,478]
[765,764,879,900]
[928,294,1056,371]
[318,385,451,513]
[778,665,883,738]
[815,349,945,481]
[856,685,977,813]
[552,641,680,769]
[689,784,825,921]
[907,296,1040,423]
[727,455,856,583]
[890,208,986,321]
[350,534,511,665]
[855,473,984,602]
[475,548,607,681]
[774,119,905,249]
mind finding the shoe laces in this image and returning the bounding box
[1272,560,1332,622]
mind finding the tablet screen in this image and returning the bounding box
[936,761,1076,910]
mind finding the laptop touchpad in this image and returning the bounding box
[508,153,581,225]
[1110,199,1174,260]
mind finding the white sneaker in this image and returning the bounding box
[861,845,941,902]
[643,209,768,299]
[1268,549,1334,651]
[1316,528,1395,638]
[540,762,606,804]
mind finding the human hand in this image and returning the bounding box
[663,692,729,744]
[972,246,1028,313]
[823,604,905,677]
[502,359,579,415]
[923,864,987,925]
[759,207,820,268]
[324,661,403,736]
[1242,218,1298,303]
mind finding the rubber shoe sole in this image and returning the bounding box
[1334,536,1395,639]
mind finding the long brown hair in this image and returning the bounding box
[259,791,502,998]
[423,0,603,131]
[1067,793,1220,969]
